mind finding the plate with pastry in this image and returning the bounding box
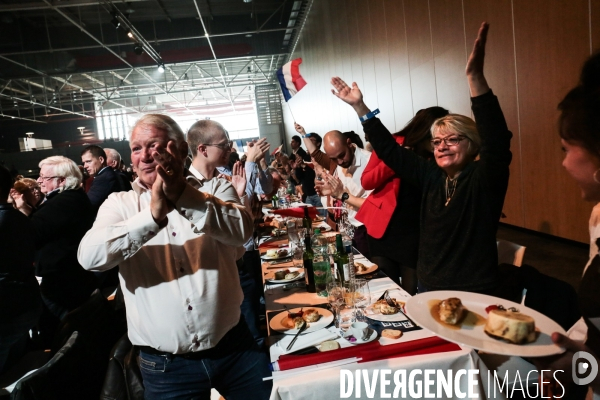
[405,291,566,357]
[265,268,305,284]
[261,247,291,260]
[354,259,378,276]
[270,307,334,335]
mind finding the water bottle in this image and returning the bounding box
[311,229,330,296]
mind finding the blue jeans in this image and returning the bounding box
[304,194,327,217]
[139,319,272,400]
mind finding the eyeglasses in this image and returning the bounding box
[28,186,41,192]
[204,141,233,150]
[38,175,62,181]
[431,135,466,148]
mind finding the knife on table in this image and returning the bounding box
[286,320,307,351]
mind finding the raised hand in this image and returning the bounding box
[246,138,270,163]
[230,161,247,198]
[324,174,344,199]
[466,22,490,97]
[151,140,187,207]
[150,173,172,226]
[294,122,306,135]
[330,77,370,117]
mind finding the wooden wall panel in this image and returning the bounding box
[514,0,593,242]
[463,0,524,228]
[429,0,471,116]
[370,0,396,131]
[384,0,413,131]
[403,0,438,113]
[593,0,600,52]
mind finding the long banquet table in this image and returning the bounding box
[258,231,510,400]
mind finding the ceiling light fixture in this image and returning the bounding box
[158,64,165,73]
[127,30,134,39]
[134,43,143,55]
[77,127,85,134]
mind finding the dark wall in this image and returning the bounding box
[0,113,99,153]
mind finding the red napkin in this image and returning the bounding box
[259,241,284,249]
[358,336,461,363]
[277,341,380,371]
[276,336,460,371]
[271,206,318,219]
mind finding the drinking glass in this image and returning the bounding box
[327,281,345,327]
[292,244,304,269]
[353,279,371,322]
[337,306,355,334]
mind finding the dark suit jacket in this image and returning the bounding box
[32,188,97,312]
[87,167,129,212]
[0,204,41,320]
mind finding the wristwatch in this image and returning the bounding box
[341,192,349,202]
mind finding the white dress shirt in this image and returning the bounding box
[78,174,253,354]
[335,144,372,227]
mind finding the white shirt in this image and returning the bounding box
[335,145,372,227]
[77,175,253,354]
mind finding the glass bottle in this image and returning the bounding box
[303,233,316,293]
[334,234,350,283]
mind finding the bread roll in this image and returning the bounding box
[319,340,340,351]
[484,309,536,344]
[382,329,402,339]
[302,308,321,322]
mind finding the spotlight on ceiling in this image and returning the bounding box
[158,64,165,73]
[127,30,134,39]
[134,43,143,55]
[77,127,85,134]
[111,15,120,29]
[243,0,252,2]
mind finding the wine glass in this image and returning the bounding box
[353,279,371,322]
[327,281,345,327]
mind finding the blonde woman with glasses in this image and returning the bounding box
[331,23,511,295]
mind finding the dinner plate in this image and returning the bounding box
[265,267,305,284]
[365,301,410,322]
[354,259,378,276]
[270,307,334,335]
[405,291,566,357]
[261,247,291,260]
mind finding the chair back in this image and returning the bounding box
[497,239,526,267]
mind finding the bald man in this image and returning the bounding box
[317,130,372,256]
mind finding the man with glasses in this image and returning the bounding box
[79,115,272,399]
[32,156,98,345]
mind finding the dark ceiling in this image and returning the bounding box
[0,0,309,123]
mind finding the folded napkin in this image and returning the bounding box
[358,336,460,363]
[276,329,339,355]
[271,206,318,219]
[277,340,380,371]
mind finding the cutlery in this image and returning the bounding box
[286,320,307,350]
[361,327,373,341]
[269,258,292,265]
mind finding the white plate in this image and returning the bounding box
[405,291,566,357]
[265,268,305,284]
[343,328,378,344]
[365,301,410,322]
[261,247,291,260]
[354,259,378,276]
[312,222,331,232]
[313,215,326,222]
[270,307,334,335]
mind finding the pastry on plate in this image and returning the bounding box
[438,298,465,325]
[266,249,279,258]
[293,317,305,329]
[277,249,289,257]
[302,308,321,322]
[319,340,340,351]
[484,309,536,344]
[274,269,289,280]
[382,329,403,339]
[355,262,369,273]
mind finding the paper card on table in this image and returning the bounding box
[275,329,339,355]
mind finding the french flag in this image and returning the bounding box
[276,58,307,102]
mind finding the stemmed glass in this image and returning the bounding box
[327,281,345,328]
[353,279,371,322]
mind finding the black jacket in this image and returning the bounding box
[32,188,97,311]
[0,204,41,320]
[364,90,512,292]
[87,167,130,212]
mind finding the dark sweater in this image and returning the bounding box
[364,90,512,292]
[294,165,317,196]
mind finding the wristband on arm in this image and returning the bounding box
[359,108,380,122]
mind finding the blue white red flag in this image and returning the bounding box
[276,58,307,102]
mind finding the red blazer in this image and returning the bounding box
[356,135,404,239]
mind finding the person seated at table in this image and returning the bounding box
[9,177,45,215]
[331,22,511,294]
[357,106,449,295]
[533,51,600,399]
[78,114,271,399]
[30,156,98,344]
[0,166,43,374]
[314,130,373,257]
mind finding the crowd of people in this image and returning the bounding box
[1,21,599,399]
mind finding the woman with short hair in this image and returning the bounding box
[10,177,45,215]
